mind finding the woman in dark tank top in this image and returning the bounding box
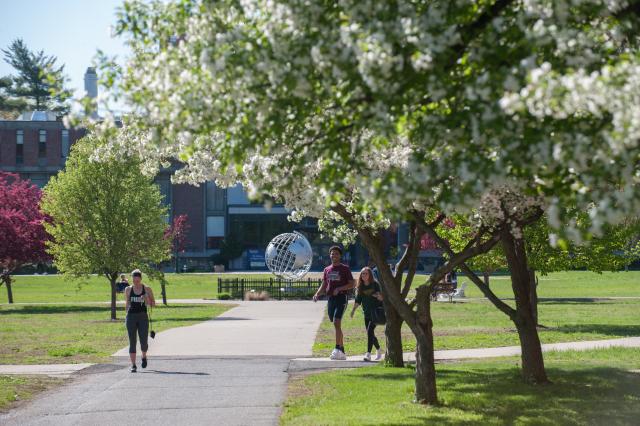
[125,269,156,372]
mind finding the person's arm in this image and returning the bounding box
[350,302,360,318]
[145,286,156,307]
[124,287,130,312]
[313,274,327,302]
[374,283,384,301]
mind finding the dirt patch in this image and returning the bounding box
[0,375,66,413]
[286,371,317,401]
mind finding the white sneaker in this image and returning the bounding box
[375,349,383,361]
[335,350,347,360]
[363,352,371,361]
[329,348,340,360]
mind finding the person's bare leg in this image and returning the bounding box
[334,319,344,347]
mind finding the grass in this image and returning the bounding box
[461,270,640,299]
[3,270,639,304]
[0,303,233,364]
[281,348,640,425]
[0,375,64,412]
[0,273,275,304]
[315,298,640,356]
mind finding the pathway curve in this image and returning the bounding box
[0,300,326,426]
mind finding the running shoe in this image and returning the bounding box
[141,358,147,369]
[329,348,340,360]
[334,350,347,360]
[375,349,383,361]
[363,352,371,362]
[130,365,137,373]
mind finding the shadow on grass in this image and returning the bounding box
[354,366,640,424]
[0,305,111,315]
[538,298,620,304]
[551,323,640,337]
[0,304,222,316]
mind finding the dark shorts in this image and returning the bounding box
[327,294,348,323]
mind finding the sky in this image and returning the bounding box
[0,0,129,109]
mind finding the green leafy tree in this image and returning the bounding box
[41,131,170,320]
[1,38,71,115]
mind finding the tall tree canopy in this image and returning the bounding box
[1,38,71,115]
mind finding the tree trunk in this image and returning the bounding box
[414,286,438,404]
[483,271,490,287]
[110,277,117,321]
[529,269,539,325]
[383,296,404,367]
[161,281,168,306]
[502,232,549,384]
[3,275,14,304]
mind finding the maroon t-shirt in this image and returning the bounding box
[323,263,354,296]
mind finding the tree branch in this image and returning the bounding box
[395,221,417,277]
[411,212,517,318]
[450,0,516,60]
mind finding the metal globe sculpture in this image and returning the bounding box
[265,232,313,280]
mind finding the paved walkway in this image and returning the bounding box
[4,298,640,425]
[0,301,326,426]
[0,364,93,378]
[0,358,290,426]
[292,336,640,369]
[113,301,325,357]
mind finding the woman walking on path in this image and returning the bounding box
[125,269,155,372]
[350,267,384,361]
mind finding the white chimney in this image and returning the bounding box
[84,67,98,98]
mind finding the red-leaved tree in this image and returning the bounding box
[160,214,190,304]
[0,173,50,303]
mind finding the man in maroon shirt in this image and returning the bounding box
[313,246,355,360]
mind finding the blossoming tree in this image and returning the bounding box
[86,0,640,403]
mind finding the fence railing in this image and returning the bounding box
[217,277,323,300]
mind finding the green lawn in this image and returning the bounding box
[282,348,640,425]
[0,303,233,364]
[0,273,274,304]
[0,375,64,412]
[461,270,640,299]
[315,298,640,356]
[3,270,639,304]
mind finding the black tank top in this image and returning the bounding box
[128,285,147,313]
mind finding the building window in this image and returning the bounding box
[229,214,294,249]
[206,216,225,249]
[38,130,47,159]
[16,130,24,165]
[206,181,226,213]
[61,130,69,158]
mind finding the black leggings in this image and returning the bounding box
[365,317,380,353]
[126,312,149,354]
